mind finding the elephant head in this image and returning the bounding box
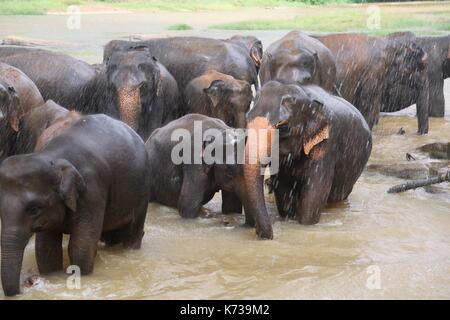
[203,74,253,129]
[106,47,161,132]
[229,35,263,69]
[249,81,330,163]
[0,156,85,296]
[260,48,318,86]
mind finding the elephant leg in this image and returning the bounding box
[273,176,297,219]
[428,75,445,118]
[35,232,63,274]
[178,165,209,218]
[295,162,334,225]
[221,190,242,214]
[101,230,122,247]
[68,200,105,275]
[121,197,148,249]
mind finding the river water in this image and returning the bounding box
[0,12,449,299]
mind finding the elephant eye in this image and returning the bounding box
[27,203,43,217]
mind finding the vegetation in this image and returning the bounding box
[210,5,450,35]
[167,23,193,31]
[1,0,351,15]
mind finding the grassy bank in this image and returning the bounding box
[210,3,450,35]
[0,0,349,15]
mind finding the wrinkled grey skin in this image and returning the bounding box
[260,31,337,93]
[383,32,450,117]
[0,46,180,140]
[0,46,97,109]
[184,70,253,129]
[98,47,181,140]
[249,81,372,224]
[145,114,273,239]
[316,33,429,134]
[14,100,69,155]
[0,114,150,297]
[103,36,262,92]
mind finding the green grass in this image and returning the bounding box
[167,23,193,31]
[98,0,350,12]
[0,0,350,15]
[210,9,450,35]
[0,0,82,15]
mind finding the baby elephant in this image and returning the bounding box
[0,114,150,296]
[145,114,273,240]
[249,81,372,225]
[184,70,253,128]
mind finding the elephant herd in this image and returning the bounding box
[0,30,448,297]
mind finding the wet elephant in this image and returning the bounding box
[316,33,429,134]
[260,31,337,93]
[1,46,180,140]
[103,36,262,92]
[0,47,97,109]
[0,62,44,161]
[184,70,253,128]
[383,32,450,117]
[0,114,150,296]
[94,47,181,140]
[249,81,372,224]
[145,114,273,239]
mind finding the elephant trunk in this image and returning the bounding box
[241,117,273,240]
[117,88,141,130]
[1,229,30,296]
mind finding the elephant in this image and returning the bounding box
[102,35,262,92]
[145,113,273,239]
[86,46,181,140]
[248,81,372,224]
[224,35,263,71]
[382,32,450,117]
[260,31,337,93]
[184,70,253,129]
[0,114,150,296]
[1,100,70,161]
[316,33,429,134]
[0,62,44,161]
[0,46,180,140]
[0,47,97,109]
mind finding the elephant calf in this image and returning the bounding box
[184,70,253,128]
[145,114,273,239]
[0,114,150,296]
[249,81,372,225]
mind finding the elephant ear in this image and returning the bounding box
[53,159,86,212]
[250,40,263,68]
[151,63,162,97]
[302,99,330,160]
[204,80,226,108]
[3,86,23,132]
[447,44,450,59]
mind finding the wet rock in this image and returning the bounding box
[368,161,449,180]
[418,142,450,160]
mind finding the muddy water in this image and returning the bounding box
[1,13,450,299]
